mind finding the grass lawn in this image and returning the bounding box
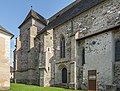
[5,83,81,91]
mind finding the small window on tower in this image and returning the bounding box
[50,37,52,40]
[47,47,51,52]
[48,48,50,51]
[82,47,85,66]
[39,43,41,53]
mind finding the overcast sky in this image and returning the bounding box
[0,0,75,66]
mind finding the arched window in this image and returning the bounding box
[60,35,65,58]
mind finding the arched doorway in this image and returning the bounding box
[62,68,67,83]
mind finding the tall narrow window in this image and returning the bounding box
[115,40,120,61]
[60,35,65,58]
[82,48,85,66]
[39,42,41,53]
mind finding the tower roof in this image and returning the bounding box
[18,9,48,28]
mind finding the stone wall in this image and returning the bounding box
[35,29,54,87]
[114,62,120,87]
[44,29,54,86]
[15,19,32,83]
[76,40,85,89]
[74,0,120,39]
[0,32,11,90]
[15,36,21,71]
[53,21,77,89]
[73,0,120,89]
[35,32,45,86]
[82,31,114,90]
[27,25,37,84]
[54,21,72,62]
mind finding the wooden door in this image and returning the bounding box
[88,70,96,91]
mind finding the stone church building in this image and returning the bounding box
[14,0,120,90]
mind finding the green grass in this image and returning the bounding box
[5,83,81,91]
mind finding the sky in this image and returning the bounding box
[0,0,75,66]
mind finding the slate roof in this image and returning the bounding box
[43,0,105,31]
[0,25,14,38]
[48,0,81,22]
[18,9,48,28]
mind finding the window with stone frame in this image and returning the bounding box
[60,35,65,58]
[115,40,120,61]
[82,47,85,65]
